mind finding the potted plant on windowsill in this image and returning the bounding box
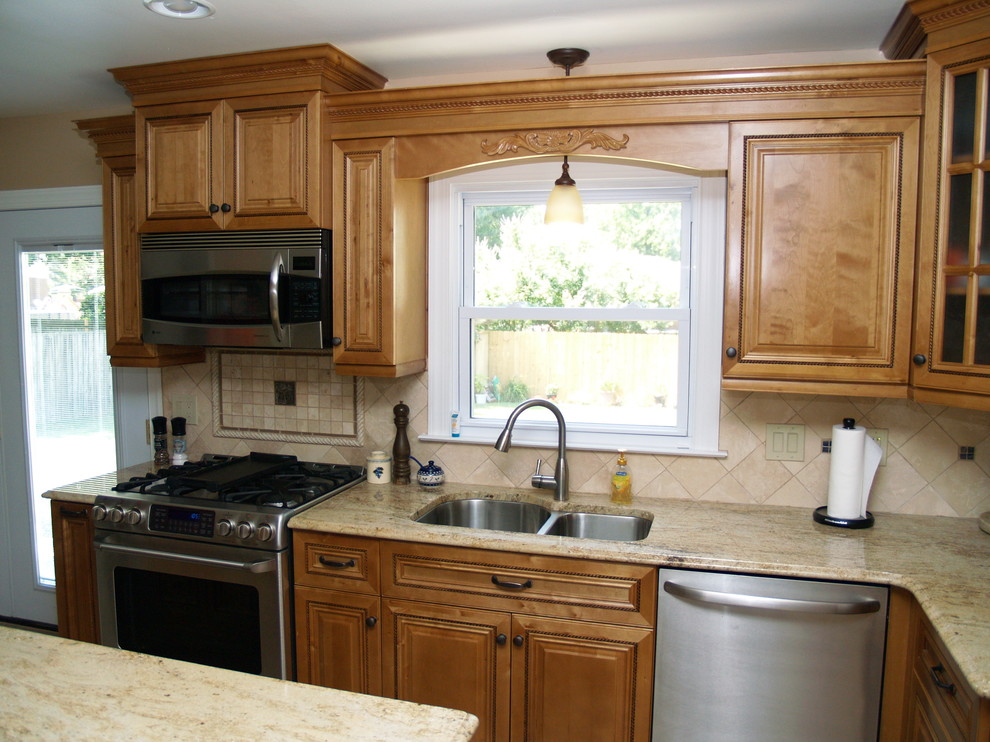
[474,376,488,404]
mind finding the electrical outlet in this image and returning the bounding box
[172,394,198,426]
[766,424,806,462]
[866,428,888,466]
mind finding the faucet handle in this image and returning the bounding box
[531,458,556,491]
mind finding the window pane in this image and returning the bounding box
[946,174,972,266]
[952,71,977,163]
[941,274,968,364]
[977,275,990,366]
[471,319,679,428]
[472,202,684,309]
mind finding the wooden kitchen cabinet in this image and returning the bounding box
[906,612,990,742]
[135,92,326,232]
[293,533,656,742]
[723,117,920,396]
[331,138,427,377]
[75,115,204,368]
[50,500,99,644]
[911,36,990,410]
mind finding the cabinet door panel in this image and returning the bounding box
[226,93,321,228]
[50,501,99,643]
[294,586,381,694]
[383,598,510,742]
[725,118,918,393]
[138,101,222,230]
[511,615,654,742]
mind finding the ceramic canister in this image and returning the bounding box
[366,450,392,484]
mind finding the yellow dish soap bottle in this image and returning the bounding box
[610,450,632,505]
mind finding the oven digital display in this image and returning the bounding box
[149,504,215,537]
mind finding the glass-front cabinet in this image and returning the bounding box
[913,40,990,409]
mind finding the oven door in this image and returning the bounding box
[94,531,292,679]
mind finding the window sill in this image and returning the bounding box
[418,433,727,458]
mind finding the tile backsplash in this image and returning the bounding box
[162,352,990,519]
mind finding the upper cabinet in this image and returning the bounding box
[723,117,920,396]
[910,0,990,410]
[136,92,324,232]
[110,45,387,234]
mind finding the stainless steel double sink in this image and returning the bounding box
[415,498,652,542]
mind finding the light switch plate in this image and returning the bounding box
[172,394,198,426]
[866,428,888,466]
[766,424,805,462]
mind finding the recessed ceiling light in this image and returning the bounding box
[143,0,215,19]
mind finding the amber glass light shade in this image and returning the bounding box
[544,157,584,224]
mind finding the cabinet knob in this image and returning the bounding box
[330,336,342,347]
[512,635,524,647]
[913,354,927,366]
[209,203,220,213]
[220,203,231,213]
[365,616,378,628]
[496,633,507,646]
[725,347,738,358]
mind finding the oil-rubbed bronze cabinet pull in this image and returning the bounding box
[496,634,507,646]
[491,575,532,590]
[913,354,927,365]
[318,555,356,568]
[365,616,378,628]
[513,635,524,647]
[725,347,738,358]
[59,506,88,518]
[930,664,956,694]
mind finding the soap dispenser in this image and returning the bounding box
[609,450,632,505]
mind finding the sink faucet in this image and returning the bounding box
[494,398,569,502]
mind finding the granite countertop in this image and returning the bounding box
[287,481,990,699]
[44,469,990,699]
[0,625,478,742]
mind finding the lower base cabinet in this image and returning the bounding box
[293,532,656,742]
[50,500,99,643]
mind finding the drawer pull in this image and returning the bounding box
[930,664,956,694]
[318,556,356,569]
[491,575,533,590]
[59,507,89,518]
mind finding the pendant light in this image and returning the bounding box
[544,48,590,225]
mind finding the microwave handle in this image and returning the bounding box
[269,253,285,342]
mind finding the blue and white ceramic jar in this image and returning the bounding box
[366,450,392,484]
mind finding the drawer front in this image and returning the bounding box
[293,531,380,594]
[914,618,976,741]
[381,540,656,627]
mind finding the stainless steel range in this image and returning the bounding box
[92,452,364,680]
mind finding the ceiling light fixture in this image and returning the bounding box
[544,48,589,225]
[143,0,216,19]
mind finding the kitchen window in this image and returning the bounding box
[426,160,725,455]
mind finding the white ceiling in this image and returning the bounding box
[0,0,907,119]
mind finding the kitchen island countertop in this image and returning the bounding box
[0,625,478,742]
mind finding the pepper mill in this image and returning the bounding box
[392,401,411,484]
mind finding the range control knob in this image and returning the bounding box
[108,506,124,524]
[124,508,142,526]
[91,504,108,522]
[235,521,255,540]
[216,520,233,537]
[256,523,274,542]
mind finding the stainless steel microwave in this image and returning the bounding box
[140,229,333,349]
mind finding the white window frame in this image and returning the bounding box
[424,159,726,457]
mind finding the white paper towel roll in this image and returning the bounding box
[826,421,882,520]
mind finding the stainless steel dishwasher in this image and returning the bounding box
[653,569,888,742]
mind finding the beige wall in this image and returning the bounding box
[0,106,130,192]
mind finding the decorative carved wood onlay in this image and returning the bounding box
[915,0,990,32]
[480,128,629,156]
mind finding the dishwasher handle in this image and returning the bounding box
[663,580,881,615]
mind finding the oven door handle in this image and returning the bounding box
[269,252,285,343]
[95,541,277,574]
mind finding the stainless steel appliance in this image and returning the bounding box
[140,229,334,349]
[93,452,364,679]
[653,568,889,742]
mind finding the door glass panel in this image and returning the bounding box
[952,71,977,163]
[982,172,990,265]
[977,275,990,366]
[946,174,973,266]
[22,248,116,583]
[941,274,968,364]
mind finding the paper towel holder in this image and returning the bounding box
[813,506,874,529]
